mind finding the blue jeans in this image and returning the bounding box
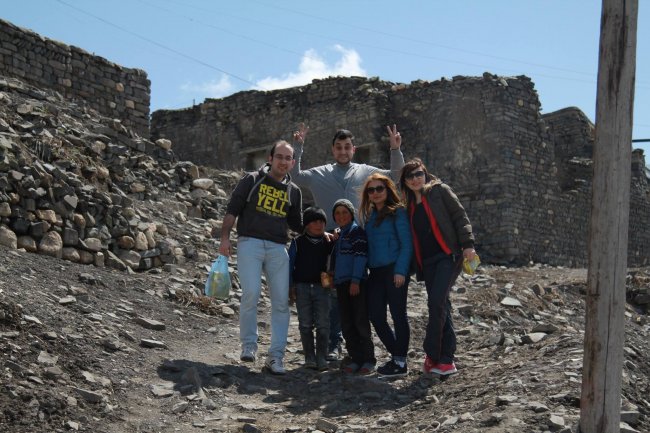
[422,253,462,364]
[367,263,410,359]
[295,282,330,339]
[237,236,290,359]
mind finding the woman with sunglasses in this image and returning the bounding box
[359,174,413,377]
[399,158,476,376]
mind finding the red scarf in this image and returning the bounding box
[409,196,452,270]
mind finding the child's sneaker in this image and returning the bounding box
[326,345,341,361]
[316,356,328,372]
[377,360,408,377]
[429,362,457,376]
[304,355,317,370]
[264,356,286,375]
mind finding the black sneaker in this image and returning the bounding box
[377,360,407,377]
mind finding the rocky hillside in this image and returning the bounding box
[1,74,650,433]
[2,245,650,433]
[0,75,240,275]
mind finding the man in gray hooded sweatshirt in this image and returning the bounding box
[290,124,405,359]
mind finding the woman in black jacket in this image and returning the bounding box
[399,158,476,376]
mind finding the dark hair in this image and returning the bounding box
[359,173,403,226]
[331,129,354,146]
[399,158,437,206]
[269,140,294,158]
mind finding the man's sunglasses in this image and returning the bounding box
[405,170,425,180]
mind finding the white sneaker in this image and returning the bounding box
[264,356,286,375]
[326,347,340,361]
[240,345,257,362]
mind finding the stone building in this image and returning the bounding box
[1,17,647,267]
[151,75,650,267]
[0,18,150,136]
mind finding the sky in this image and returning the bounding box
[2,1,649,157]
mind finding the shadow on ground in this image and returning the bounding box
[157,358,449,418]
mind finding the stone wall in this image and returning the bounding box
[151,75,650,267]
[0,18,150,136]
[629,149,650,265]
[151,77,394,171]
[0,73,235,273]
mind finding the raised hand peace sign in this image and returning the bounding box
[386,124,401,150]
[292,122,309,145]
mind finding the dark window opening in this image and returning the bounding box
[245,150,268,171]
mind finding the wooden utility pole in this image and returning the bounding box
[580,1,638,433]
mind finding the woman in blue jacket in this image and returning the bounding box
[359,173,413,377]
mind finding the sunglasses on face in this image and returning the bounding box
[366,185,386,194]
[405,170,425,180]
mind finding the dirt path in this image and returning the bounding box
[2,246,648,433]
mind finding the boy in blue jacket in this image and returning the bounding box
[331,199,376,374]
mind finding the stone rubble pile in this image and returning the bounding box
[0,76,239,273]
[627,271,650,313]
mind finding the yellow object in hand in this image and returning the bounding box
[462,254,481,275]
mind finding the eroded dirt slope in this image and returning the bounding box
[2,244,649,433]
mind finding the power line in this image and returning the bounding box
[135,0,314,62]
[51,0,491,110]
[47,0,650,127]
[54,0,264,90]
[248,1,590,79]
[148,0,521,105]
[193,0,589,81]
[248,0,649,89]
[137,0,605,89]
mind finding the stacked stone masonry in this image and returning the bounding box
[0,16,646,268]
[0,72,229,274]
[151,75,650,267]
[0,18,150,137]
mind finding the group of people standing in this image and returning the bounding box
[218,124,476,378]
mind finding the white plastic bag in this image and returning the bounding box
[204,255,231,300]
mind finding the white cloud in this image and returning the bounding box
[255,45,366,91]
[180,75,235,99]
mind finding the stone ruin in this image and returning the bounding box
[0,18,150,137]
[0,18,238,273]
[151,76,650,267]
[1,17,649,268]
